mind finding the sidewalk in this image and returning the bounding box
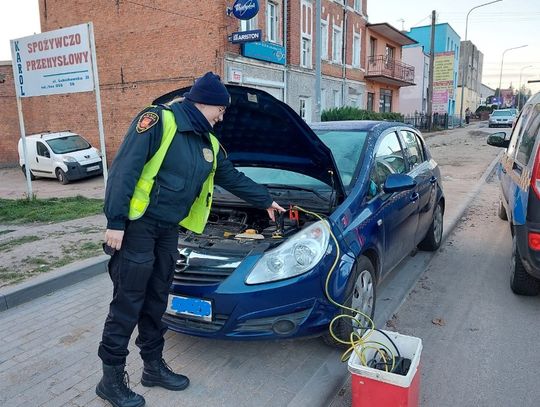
[0,122,502,406]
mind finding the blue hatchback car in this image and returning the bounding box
[154,86,445,344]
[488,91,540,296]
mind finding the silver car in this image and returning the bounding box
[488,109,516,128]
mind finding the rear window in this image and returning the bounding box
[46,135,91,154]
[492,110,512,117]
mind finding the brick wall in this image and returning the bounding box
[0,0,231,166]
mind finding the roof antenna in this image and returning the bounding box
[397,18,405,31]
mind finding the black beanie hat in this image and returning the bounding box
[184,72,231,107]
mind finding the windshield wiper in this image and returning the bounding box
[264,184,329,201]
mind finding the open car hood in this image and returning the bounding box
[153,85,344,197]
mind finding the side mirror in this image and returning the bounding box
[383,173,416,193]
[487,132,509,148]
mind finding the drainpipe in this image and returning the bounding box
[341,5,347,106]
[315,0,321,121]
[283,0,288,103]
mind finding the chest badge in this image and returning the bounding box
[136,112,159,133]
[202,148,214,163]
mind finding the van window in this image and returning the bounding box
[516,104,540,165]
[36,141,50,158]
[507,104,533,159]
[46,135,91,154]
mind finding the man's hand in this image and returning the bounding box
[105,229,125,251]
[266,201,286,222]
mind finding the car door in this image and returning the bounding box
[400,129,436,243]
[501,104,535,219]
[371,130,419,272]
[34,141,54,175]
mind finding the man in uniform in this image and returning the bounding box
[96,72,284,407]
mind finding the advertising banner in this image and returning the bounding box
[10,24,94,97]
[432,52,455,113]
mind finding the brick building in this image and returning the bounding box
[1,1,409,167]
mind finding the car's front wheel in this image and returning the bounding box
[497,200,508,221]
[418,201,444,251]
[510,234,540,296]
[322,256,376,348]
[55,168,69,185]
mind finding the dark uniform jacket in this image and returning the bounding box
[104,102,273,230]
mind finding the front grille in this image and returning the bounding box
[163,313,228,333]
[174,248,243,285]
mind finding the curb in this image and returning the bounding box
[0,254,108,312]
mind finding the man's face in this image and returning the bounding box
[200,104,227,127]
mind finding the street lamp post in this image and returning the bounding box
[459,0,502,126]
[498,45,528,106]
[518,65,534,110]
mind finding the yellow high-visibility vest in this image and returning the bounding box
[128,108,219,233]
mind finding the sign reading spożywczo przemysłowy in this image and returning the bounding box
[10,24,94,98]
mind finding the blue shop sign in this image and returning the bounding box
[242,41,286,65]
[232,0,259,20]
[229,29,262,44]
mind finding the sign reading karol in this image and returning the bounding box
[10,24,94,98]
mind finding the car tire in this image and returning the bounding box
[55,168,69,185]
[322,256,376,348]
[21,165,36,180]
[497,200,508,221]
[510,234,540,296]
[418,201,444,251]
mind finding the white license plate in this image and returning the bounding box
[166,294,212,322]
[86,165,100,172]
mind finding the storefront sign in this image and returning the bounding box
[10,24,94,97]
[242,41,286,65]
[232,0,259,20]
[229,29,262,44]
[229,68,243,83]
[432,51,455,113]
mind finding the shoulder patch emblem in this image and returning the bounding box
[136,112,159,133]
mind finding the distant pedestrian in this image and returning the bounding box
[465,107,471,124]
[96,71,285,407]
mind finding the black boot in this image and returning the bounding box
[141,358,190,391]
[96,363,145,407]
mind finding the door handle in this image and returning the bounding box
[36,157,39,163]
[410,192,419,202]
[429,176,437,184]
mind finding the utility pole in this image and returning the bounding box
[426,10,436,131]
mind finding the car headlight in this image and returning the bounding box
[63,156,77,163]
[245,220,330,285]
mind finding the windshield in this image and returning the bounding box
[313,130,369,187]
[492,110,513,117]
[46,135,91,154]
[235,168,328,189]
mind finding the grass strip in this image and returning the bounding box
[0,196,103,224]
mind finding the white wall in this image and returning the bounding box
[399,46,429,115]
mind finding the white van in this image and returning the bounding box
[18,131,103,184]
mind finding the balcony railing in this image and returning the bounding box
[366,55,415,86]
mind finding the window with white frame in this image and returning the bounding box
[354,0,361,12]
[352,32,361,68]
[332,25,342,63]
[333,89,341,107]
[299,97,312,122]
[301,0,313,68]
[321,20,328,60]
[267,2,278,43]
[241,16,257,31]
[321,88,327,111]
[299,97,307,120]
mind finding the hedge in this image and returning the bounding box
[321,106,404,122]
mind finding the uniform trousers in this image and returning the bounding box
[98,217,179,366]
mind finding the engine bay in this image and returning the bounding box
[178,204,320,251]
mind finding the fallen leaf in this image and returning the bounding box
[432,318,445,326]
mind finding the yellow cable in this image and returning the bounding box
[293,205,396,370]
